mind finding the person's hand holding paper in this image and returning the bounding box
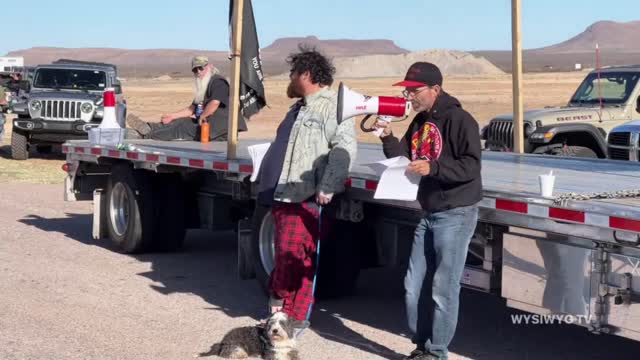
[364,156,421,201]
[407,160,431,176]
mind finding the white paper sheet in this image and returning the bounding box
[364,156,420,201]
[247,143,271,182]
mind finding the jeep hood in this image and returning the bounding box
[28,91,102,103]
[491,106,609,123]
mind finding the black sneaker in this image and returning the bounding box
[412,354,439,360]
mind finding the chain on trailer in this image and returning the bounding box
[553,189,640,206]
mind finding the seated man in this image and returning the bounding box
[127,56,247,141]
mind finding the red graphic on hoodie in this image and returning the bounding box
[411,122,442,161]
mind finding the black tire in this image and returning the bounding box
[251,205,274,293]
[151,173,186,252]
[11,128,28,160]
[36,145,53,154]
[250,205,361,300]
[314,217,361,299]
[106,164,155,253]
[551,145,598,158]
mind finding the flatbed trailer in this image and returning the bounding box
[63,138,640,342]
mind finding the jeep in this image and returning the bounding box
[481,65,640,158]
[10,60,126,160]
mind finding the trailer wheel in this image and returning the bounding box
[106,164,155,253]
[11,128,29,160]
[250,205,360,299]
[251,205,275,293]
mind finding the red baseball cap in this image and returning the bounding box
[393,62,443,87]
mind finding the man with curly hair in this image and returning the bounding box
[256,46,357,337]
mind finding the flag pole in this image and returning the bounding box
[228,0,244,160]
[596,43,603,119]
[511,0,524,154]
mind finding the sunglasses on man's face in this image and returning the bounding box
[402,86,430,99]
[192,66,205,74]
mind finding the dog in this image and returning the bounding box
[203,311,300,360]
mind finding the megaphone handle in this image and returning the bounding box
[360,114,375,132]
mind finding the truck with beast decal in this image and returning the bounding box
[482,65,640,158]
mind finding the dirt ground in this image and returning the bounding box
[0,72,585,184]
[2,183,640,360]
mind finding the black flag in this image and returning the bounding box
[229,0,266,119]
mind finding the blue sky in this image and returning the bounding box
[2,0,637,55]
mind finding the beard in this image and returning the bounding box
[286,80,303,99]
[193,70,213,104]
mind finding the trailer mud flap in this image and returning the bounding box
[92,189,107,240]
[502,228,592,319]
[237,218,255,280]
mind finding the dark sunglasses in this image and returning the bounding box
[192,66,205,74]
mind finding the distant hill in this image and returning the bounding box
[261,36,408,57]
[536,20,640,53]
[5,36,409,78]
[472,20,640,73]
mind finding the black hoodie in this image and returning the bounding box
[381,91,482,213]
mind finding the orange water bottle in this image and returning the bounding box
[201,121,210,143]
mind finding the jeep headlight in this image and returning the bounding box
[30,100,42,111]
[81,102,93,114]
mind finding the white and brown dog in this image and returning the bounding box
[206,311,300,360]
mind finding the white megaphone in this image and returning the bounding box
[337,82,411,126]
[98,88,121,129]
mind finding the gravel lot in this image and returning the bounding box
[1,183,640,360]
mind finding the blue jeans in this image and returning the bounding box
[405,204,478,359]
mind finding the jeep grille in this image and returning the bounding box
[41,100,83,121]
[486,120,515,150]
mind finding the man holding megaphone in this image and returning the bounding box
[376,62,483,360]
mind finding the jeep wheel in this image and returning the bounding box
[551,146,597,158]
[11,129,29,160]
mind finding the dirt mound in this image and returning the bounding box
[330,49,504,78]
[152,75,173,81]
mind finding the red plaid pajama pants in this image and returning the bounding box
[269,201,330,321]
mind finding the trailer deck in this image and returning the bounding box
[63,138,640,238]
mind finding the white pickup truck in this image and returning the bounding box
[62,137,640,343]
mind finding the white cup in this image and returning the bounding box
[539,172,555,197]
